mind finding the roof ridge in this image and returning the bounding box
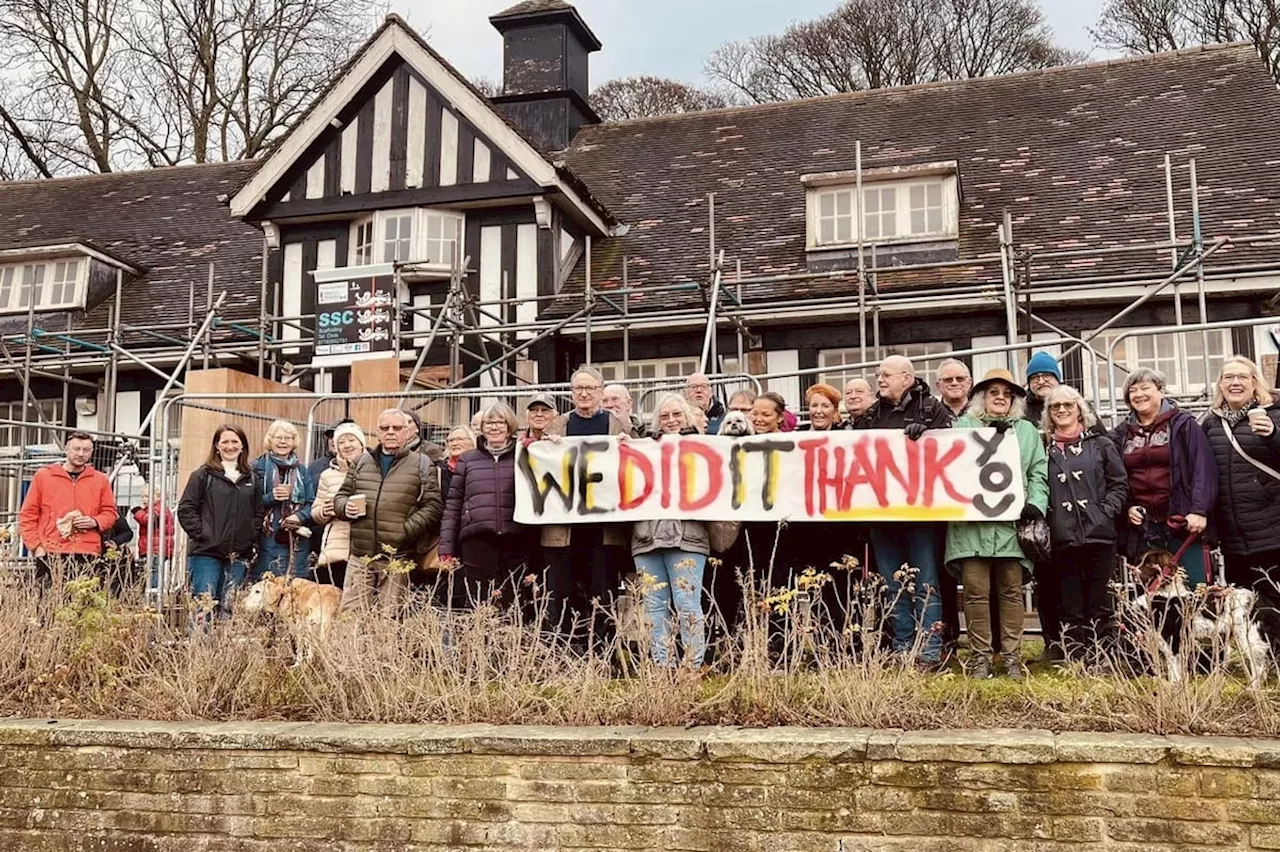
[0,159,257,190]
[583,42,1259,132]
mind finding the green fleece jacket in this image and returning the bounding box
[944,415,1049,573]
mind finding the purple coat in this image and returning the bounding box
[1109,402,1219,543]
[439,441,525,557]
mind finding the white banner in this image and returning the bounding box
[515,429,1025,524]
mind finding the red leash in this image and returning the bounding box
[1146,525,1202,595]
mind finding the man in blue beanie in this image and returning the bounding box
[1025,351,1063,427]
[1024,350,1065,663]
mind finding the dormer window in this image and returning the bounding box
[804,162,959,251]
[0,258,85,312]
[348,209,463,276]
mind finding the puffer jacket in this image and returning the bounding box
[177,466,262,560]
[945,416,1049,572]
[439,441,524,557]
[1202,395,1280,556]
[313,461,352,566]
[539,409,632,549]
[333,444,443,560]
[1045,431,1127,549]
[855,378,954,431]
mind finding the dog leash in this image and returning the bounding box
[1146,528,1201,595]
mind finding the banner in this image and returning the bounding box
[312,265,397,366]
[515,429,1026,524]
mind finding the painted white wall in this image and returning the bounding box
[516,223,537,341]
[115,391,141,437]
[340,120,358,194]
[765,350,801,410]
[479,226,502,330]
[282,242,303,355]
[406,77,426,189]
[439,110,459,187]
[305,156,325,199]
[370,78,395,193]
[473,139,491,184]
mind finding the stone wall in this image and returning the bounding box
[3,720,1280,850]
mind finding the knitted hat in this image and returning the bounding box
[1025,351,1063,382]
[333,421,367,447]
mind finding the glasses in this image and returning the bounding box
[572,384,602,394]
[939,376,969,385]
[1220,373,1252,383]
[481,419,507,428]
[1029,374,1057,384]
[876,370,906,379]
[1048,402,1077,411]
[687,382,711,391]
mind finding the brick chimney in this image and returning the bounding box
[488,0,601,152]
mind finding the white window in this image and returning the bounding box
[0,398,64,448]
[598,357,701,415]
[347,209,463,274]
[820,342,951,390]
[0,259,85,313]
[808,174,958,249]
[49,260,79,305]
[1091,329,1233,402]
[381,212,413,263]
[352,218,374,266]
[421,211,462,267]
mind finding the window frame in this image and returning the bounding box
[0,259,87,313]
[819,342,953,393]
[807,173,959,251]
[346,209,464,276]
[1089,328,1234,402]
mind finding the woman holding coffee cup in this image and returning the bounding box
[309,421,367,589]
[251,419,316,580]
[1202,357,1280,591]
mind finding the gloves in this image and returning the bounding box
[904,423,927,441]
[1020,504,1043,522]
[991,420,1011,434]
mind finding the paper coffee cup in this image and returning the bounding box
[1249,408,1269,423]
[349,493,367,515]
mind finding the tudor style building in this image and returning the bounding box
[2,0,1280,443]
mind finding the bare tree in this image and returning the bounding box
[470,76,503,98]
[706,0,1081,103]
[0,0,383,174]
[1093,0,1280,82]
[590,76,727,121]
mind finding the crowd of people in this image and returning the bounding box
[16,352,1280,680]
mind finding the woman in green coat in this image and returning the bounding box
[945,368,1049,681]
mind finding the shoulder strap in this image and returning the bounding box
[1219,414,1280,481]
[417,452,436,501]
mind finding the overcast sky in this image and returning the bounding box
[400,0,1113,87]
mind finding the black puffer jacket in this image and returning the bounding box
[439,441,524,557]
[1202,396,1280,556]
[854,378,954,431]
[1046,431,1128,549]
[177,466,263,560]
[333,444,443,559]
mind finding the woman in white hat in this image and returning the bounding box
[308,420,368,589]
[945,368,1049,681]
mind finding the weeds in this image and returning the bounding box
[1,554,1279,735]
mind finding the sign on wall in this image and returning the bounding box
[312,265,398,366]
[515,430,1026,524]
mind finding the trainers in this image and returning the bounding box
[969,656,994,680]
[1003,654,1027,682]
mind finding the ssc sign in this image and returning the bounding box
[313,273,396,364]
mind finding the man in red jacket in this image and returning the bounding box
[19,432,118,585]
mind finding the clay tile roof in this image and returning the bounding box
[558,44,1280,315]
[0,161,263,334]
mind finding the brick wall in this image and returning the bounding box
[3,720,1280,850]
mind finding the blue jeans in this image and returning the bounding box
[256,535,310,580]
[634,549,707,667]
[188,554,249,618]
[869,525,944,662]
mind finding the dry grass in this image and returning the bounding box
[3,559,1279,736]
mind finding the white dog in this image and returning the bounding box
[717,410,754,437]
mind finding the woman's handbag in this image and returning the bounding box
[707,520,741,553]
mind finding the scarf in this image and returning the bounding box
[1220,406,1250,428]
[1053,424,1085,453]
[263,453,304,531]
